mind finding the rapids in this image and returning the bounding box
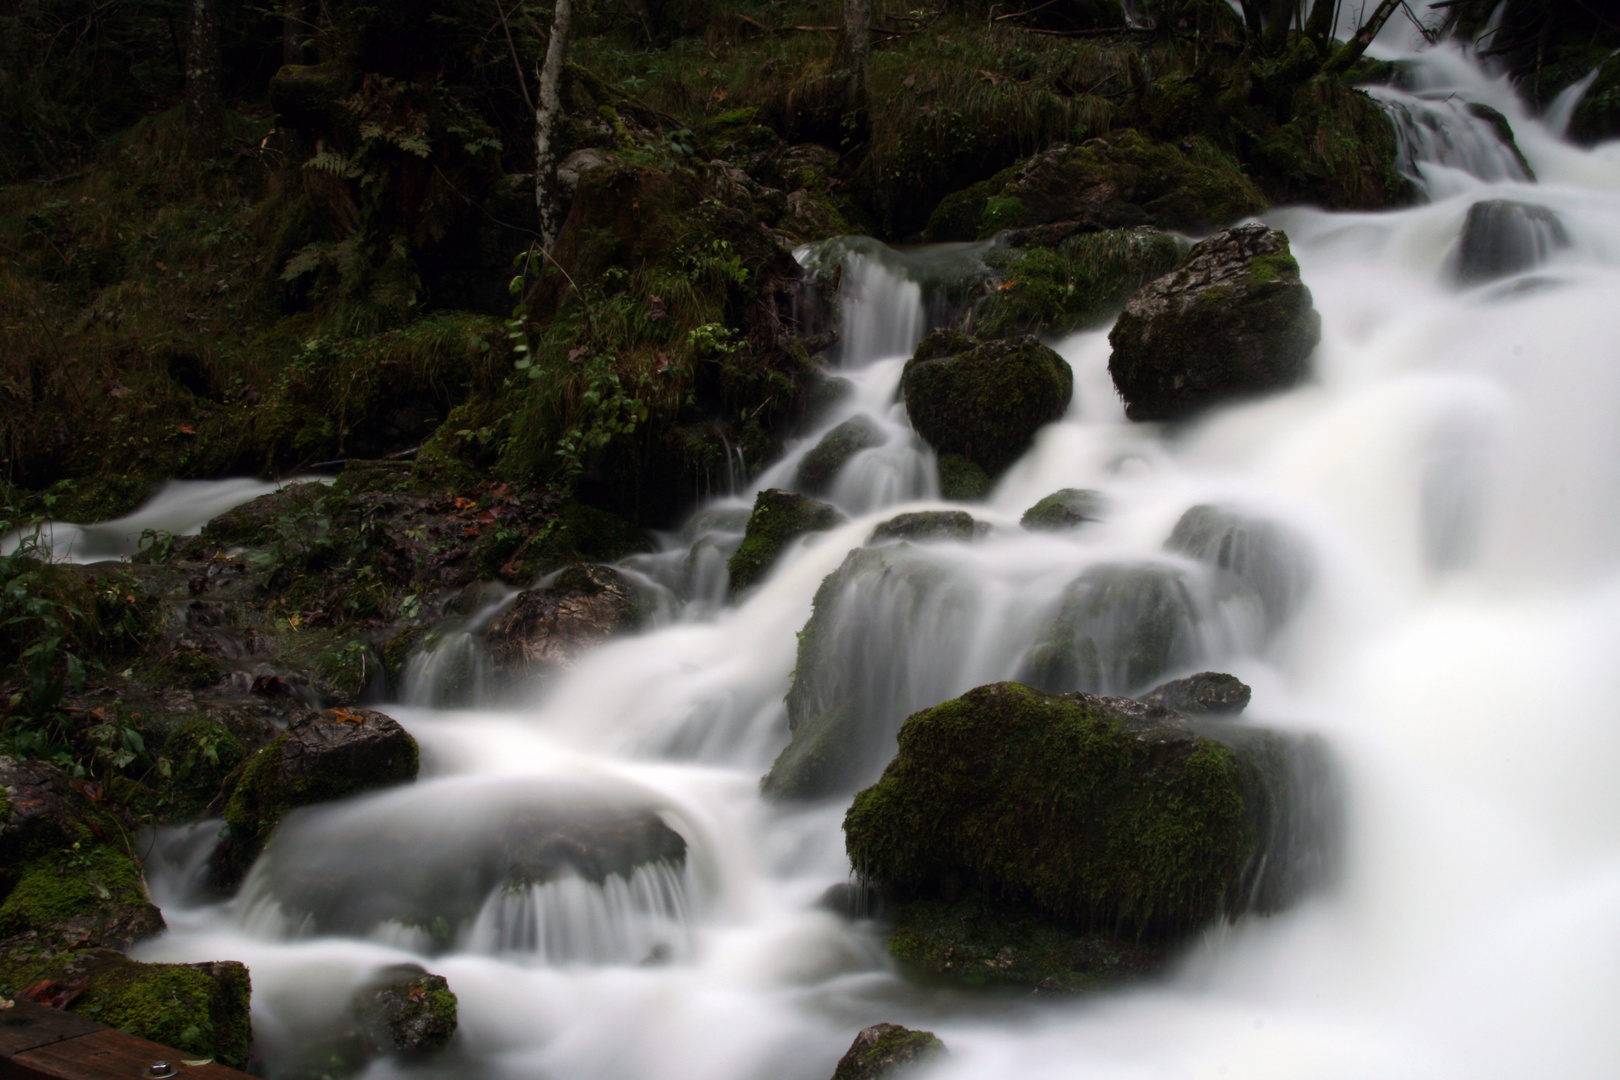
[119,39,1620,1080]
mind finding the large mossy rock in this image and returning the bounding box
[354,966,458,1055]
[902,331,1072,480]
[727,489,846,593]
[0,949,252,1068]
[1453,200,1569,285]
[844,681,1333,938]
[973,228,1187,339]
[211,707,420,890]
[1164,504,1313,636]
[831,1023,947,1080]
[763,548,975,800]
[0,757,165,952]
[483,564,643,681]
[960,131,1266,240]
[795,415,888,496]
[1020,488,1106,531]
[1108,224,1320,421]
[1571,51,1620,145]
[1017,562,1201,697]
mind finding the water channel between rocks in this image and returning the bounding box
[95,43,1620,1080]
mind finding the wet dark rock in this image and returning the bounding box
[805,374,857,422]
[354,965,458,1055]
[902,332,1072,479]
[200,481,327,548]
[1018,562,1200,697]
[210,708,420,891]
[764,548,971,799]
[844,682,1336,988]
[1454,200,1569,285]
[795,415,888,495]
[1164,504,1313,634]
[936,454,990,501]
[1140,672,1251,716]
[483,564,642,680]
[1464,103,1535,179]
[868,511,984,545]
[1020,488,1106,531]
[831,1023,947,1080]
[727,489,847,593]
[0,757,166,952]
[817,881,884,920]
[1108,224,1320,421]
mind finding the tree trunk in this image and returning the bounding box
[1305,0,1335,44]
[186,0,221,144]
[836,0,871,117]
[535,0,574,251]
[1321,0,1401,76]
[283,0,305,64]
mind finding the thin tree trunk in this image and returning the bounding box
[837,0,871,115]
[1321,0,1401,75]
[1305,0,1335,44]
[535,0,574,251]
[283,0,305,64]
[186,0,221,143]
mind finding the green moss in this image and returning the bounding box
[0,950,252,1068]
[727,489,846,593]
[980,195,1027,235]
[1572,51,1620,145]
[0,845,149,939]
[833,1022,947,1080]
[1251,76,1413,210]
[1020,488,1105,530]
[382,624,428,693]
[937,453,990,501]
[844,682,1262,933]
[868,511,982,544]
[314,640,380,705]
[886,891,1169,993]
[1245,251,1298,286]
[794,415,886,495]
[974,227,1186,339]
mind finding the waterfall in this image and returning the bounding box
[132,42,1620,1080]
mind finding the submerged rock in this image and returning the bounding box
[831,1023,947,1080]
[795,415,888,495]
[210,707,420,890]
[354,965,458,1055]
[1018,562,1201,697]
[844,682,1335,987]
[902,331,1073,480]
[0,757,166,952]
[727,489,847,593]
[1020,488,1106,531]
[483,564,643,680]
[0,948,252,1068]
[1140,671,1251,716]
[1453,199,1569,285]
[1108,224,1320,421]
[764,548,975,799]
[869,511,984,545]
[1164,504,1313,635]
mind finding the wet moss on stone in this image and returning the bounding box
[794,415,887,496]
[973,228,1187,340]
[831,1022,947,1080]
[868,511,984,545]
[726,488,846,594]
[935,454,990,501]
[1020,488,1105,531]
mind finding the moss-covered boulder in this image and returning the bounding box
[1020,488,1106,531]
[902,332,1072,481]
[1017,562,1200,697]
[1453,200,1569,286]
[1249,74,1413,211]
[1140,672,1251,716]
[1108,225,1320,421]
[0,949,252,1068]
[973,228,1186,339]
[794,416,888,495]
[727,489,847,594]
[200,481,328,548]
[844,682,1333,938]
[1465,103,1534,180]
[1571,51,1620,145]
[1164,504,1313,635]
[355,965,458,1055]
[764,547,974,800]
[831,1023,947,1080]
[211,708,420,890]
[936,454,990,501]
[0,757,165,952]
[985,131,1265,238]
[483,564,643,683]
[868,511,984,545]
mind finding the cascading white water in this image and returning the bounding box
[133,41,1620,1080]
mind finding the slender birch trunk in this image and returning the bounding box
[186,0,221,143]
[535,0,574,251]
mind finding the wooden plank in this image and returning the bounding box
[0,1004,103,1057]
[10,1028,250,1080]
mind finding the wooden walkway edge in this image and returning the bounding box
[0,1001,252,1080]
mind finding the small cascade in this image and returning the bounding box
[462,860,692,965]
[1371,87,1533,195]
[400,587,515,706]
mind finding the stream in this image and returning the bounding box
[77,41,1620,1080]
